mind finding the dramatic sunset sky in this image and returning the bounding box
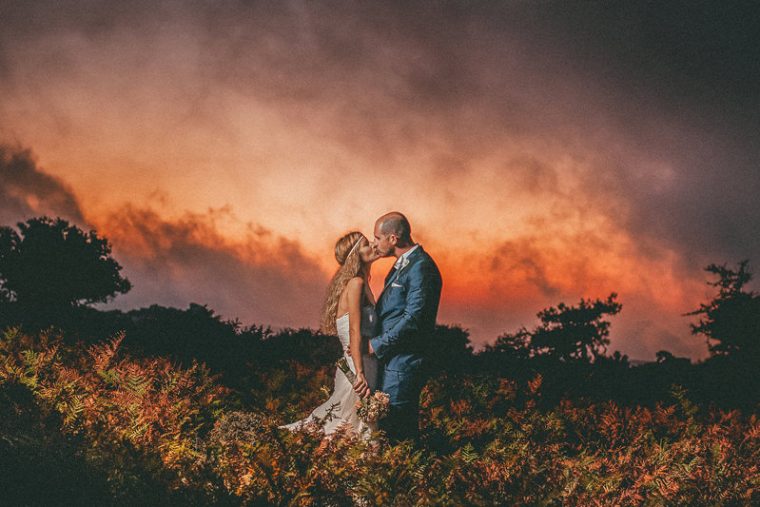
[1,1,758,360]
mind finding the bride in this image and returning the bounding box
[281,231,380,436]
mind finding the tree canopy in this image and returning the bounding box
[490,293,622,362]
[687,260,760,362]
[0,216,131,309]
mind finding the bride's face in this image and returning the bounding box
[358,237,379,265]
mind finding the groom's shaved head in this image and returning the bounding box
[377,212,412,244]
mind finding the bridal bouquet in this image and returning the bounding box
[356,390,391,423]
[336,358,391,423]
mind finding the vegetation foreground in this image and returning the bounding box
[1,328,757,506]
[0,217,758,504]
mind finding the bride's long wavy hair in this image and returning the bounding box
[320,231,368,335]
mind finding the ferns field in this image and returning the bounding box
[1,327,757,506]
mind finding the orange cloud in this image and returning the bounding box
[424,208,710,360]
[92,205,330,329]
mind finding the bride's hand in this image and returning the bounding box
[353,372,370,398]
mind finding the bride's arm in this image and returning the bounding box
[346,277,370,398]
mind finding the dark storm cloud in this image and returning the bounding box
[525,1,760,118]
[520,1,760,267]
[0,145,85,225]
[589,130,760,269]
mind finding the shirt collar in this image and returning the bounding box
[393,244,420,270]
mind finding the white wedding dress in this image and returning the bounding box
[282,304,380,437]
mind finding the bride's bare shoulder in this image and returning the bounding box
[343,277,364,298]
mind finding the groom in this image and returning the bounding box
[366,212,442,443]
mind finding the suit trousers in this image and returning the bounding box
[378,368,427,443]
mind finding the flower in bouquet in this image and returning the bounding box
[336,358,391,423]
[355,390,390,423]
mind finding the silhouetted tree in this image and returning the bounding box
[528,293,622,362]
[0,217,131,310]
[687,260,760,362]
[428,324,473,373]
[655,350,691,367]
[487,327,532,361]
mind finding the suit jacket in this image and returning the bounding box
[370,245,442,373]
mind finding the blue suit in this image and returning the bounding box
[370,245,442,441]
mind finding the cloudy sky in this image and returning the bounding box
[1,1,758,360]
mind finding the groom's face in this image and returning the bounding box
[372,222,396,258]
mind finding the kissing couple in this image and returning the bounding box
[282,212,442,443]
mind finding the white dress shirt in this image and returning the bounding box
[393,244,420,271]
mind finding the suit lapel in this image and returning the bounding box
[383,266,398,288]
[398,245,423,275]
[380,246,424,296]
[378,267,398,308]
